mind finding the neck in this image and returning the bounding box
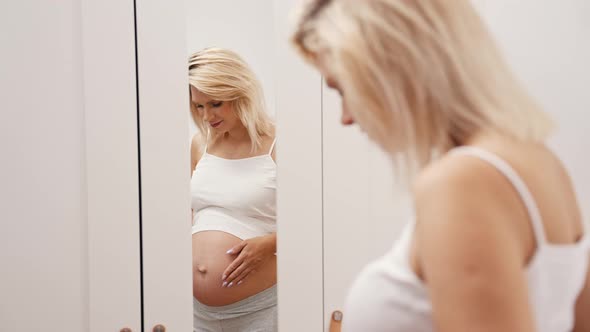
[223,124,250,143]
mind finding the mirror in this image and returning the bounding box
[186,1,278,331]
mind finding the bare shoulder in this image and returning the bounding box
[413,150,527,269]
[413,152,536,330]
[413,151,515,217]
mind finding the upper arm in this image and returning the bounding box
[414,158,536,332]
[575,255,590,332]
[190,134,203,176]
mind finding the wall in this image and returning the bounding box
[479,0,590,220]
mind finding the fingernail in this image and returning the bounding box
[237,280,243,285]
[226,249,233,254]
[222,281,228,287]
[222,274,226,280]
[332,310,343,322]
[228,282,234,288]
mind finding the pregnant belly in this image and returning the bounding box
[192,230,277,306]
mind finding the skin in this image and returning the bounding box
[190,86,278,306]
[317,58,589,332]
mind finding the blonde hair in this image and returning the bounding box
[188,47,273,152]
[293,0,553,174]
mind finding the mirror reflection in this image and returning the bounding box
[189,47,277,331]
[186,3,277,331]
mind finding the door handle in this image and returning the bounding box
[153,324,166,332]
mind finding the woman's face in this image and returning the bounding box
[314,53,355,127]
[190,85,241,133]
[325,76,355,126]
[315,54,390,151]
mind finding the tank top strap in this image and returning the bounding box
[268,137,277,156]
[450,146,547,245]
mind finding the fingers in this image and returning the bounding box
[329,310,343,332]
[224,261,254,287]
[221,254,244,283]
[226,241,247,255]
[232,267,254,287]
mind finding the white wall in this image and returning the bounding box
[479,0,590,221]
[0,1,88,330]
[185,0,276,139]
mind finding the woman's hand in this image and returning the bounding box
[221,233,276,287]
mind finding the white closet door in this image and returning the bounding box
[82,0,142,331]
[134,0,193,331]
[0,0,115,330]
[275,1,325,331]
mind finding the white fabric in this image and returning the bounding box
[342,146,590,332]
[191,138,277,240]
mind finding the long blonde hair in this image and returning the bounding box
[188,48,274,152]
[293,0,553,174]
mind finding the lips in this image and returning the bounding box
[210,120,223,128]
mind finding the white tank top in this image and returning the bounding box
[191,138,277,240]
[342,146,590,332]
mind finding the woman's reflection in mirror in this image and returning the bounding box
[189,48,278,332]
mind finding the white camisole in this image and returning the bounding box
[191,138,277,240]
[342,146,590,332]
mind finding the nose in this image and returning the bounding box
[202,107,214,122]
[341,106,354,126]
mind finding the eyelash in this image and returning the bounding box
[196,101,223,109]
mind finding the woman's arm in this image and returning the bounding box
[414,157,536,332]
[190,134,204,223]
[190,134,202,176]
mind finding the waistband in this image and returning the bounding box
[193,285,277,320]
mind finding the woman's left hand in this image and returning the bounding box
[221,233,276,288]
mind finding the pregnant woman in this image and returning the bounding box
[292,0,589,331]
[189,47,277,332]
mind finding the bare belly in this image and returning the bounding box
[192,231,277,306]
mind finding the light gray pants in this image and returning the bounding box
[193,285,277,332]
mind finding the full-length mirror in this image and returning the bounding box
[186,1,278,331]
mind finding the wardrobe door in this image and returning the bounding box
[0,0,141,330]
[83,0,142,331]
[134,0,193,331]
[275,1,325,331]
